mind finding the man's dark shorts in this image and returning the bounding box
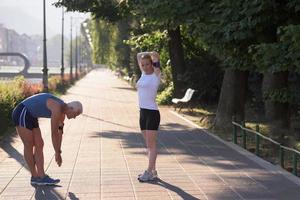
[12,103,39,130]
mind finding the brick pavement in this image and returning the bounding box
[0,68,300,200]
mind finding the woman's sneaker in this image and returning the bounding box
[138,170,158,179]
[138,170,155,182]
[35,175,60,186]
[152,170,158,179]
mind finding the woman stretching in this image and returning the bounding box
[136,51,161,182]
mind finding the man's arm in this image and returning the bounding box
[56,114,65,150]
[50,111,62,154]
[54,115,64,167]
[47,99,64,166]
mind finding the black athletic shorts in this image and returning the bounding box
[139,108,160,131]
[11,103,39,130]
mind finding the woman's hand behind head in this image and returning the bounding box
[151,51,160,62]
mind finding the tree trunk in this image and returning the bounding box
[117,19,131,72]
[263,71,290,139]
[168,26,186,96]
[214,69,249,128]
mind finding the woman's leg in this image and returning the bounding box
[146,130,158,172]
[16,126,38,177]
[141,130,149,157]
[142,130,147,144]
[32,128,45,177]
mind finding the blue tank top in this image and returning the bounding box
[21,93,65,118]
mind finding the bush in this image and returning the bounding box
[0,76,27,134]
[21,81,43,97]
[48,74,76,95]
[157,82,174,105]
[0,72,87,136]
[48,75,61,91]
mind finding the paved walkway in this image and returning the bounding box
[0,68,300,200]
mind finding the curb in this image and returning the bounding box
[169,110,300,186]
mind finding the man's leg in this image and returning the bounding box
[16,126,38,177]
[32,128,45,177]
[31,128,60,185]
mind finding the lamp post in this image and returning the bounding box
[70,16,73,82]
[70,17,85,79]
[75,27,78,79]
[78,30,82,73]
[61,7,64,80]
[42,0,48,92]
[82,22,93,70]
[82,22,88,71]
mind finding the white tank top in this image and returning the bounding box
[136,72,161,110]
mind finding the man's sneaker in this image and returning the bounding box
[138,170,155,182]
[30,176,40,185]
[35,175,60,186]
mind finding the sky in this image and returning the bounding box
[0,0,90,38]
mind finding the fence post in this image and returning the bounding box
[232,116,237,144]
[279,146,284,168]
[293,152,298,176]
[255,124,260,156]
[242,121,247,149]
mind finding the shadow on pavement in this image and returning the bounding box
[33,185,64,200]
[112,86,136,91]
[0,131,28,170]
[148,178,201,200]
[82,114,136,130]
[90,126,291,199]
[67,92,135,104]
[91,124,261,171]
[0,132,69,199]
[68,192,79,200]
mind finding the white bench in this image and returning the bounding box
[123,75,136,85]
[123,76,131,81]
[172,88,196,112]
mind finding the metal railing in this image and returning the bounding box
[232,117,300,176]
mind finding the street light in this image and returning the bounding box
[78,29,83,73]
[75,27,78,79]
[61,7,64,80]
[42,0,48,92]
[70,16,85,80]
[70,16,73,82]
[83,25,93,69]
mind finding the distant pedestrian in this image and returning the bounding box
[12,93,82,185]
[136,51,161,182]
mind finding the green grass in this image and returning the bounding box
[245,122,270,136]
[192,107,215,116]
[178,103,300,154]
[295,142,300,151]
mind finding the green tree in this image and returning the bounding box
[192,1,300,134]
[129,0,205,95]
[55,0,205,95]
[55,0,300,136]
[247,1,300,137]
